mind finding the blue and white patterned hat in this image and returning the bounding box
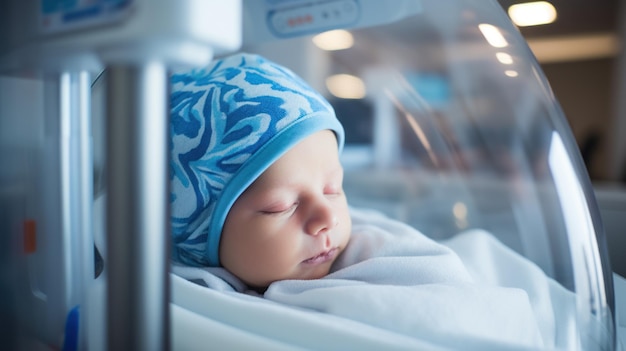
[170,53,345,267]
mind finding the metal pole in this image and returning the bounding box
[60,70,94,351]
[105,62,170,351]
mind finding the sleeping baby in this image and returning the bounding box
[169,53,549,349]
[170,52,350,289]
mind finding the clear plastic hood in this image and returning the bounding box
[242,0,616,349]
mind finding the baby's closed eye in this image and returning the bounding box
[260,202,298,215]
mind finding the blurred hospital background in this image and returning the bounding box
[497,0,622,183]
[500,0,626,277]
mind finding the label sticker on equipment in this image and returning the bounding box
[40,0,132,35]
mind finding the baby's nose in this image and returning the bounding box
[305,198,338,236]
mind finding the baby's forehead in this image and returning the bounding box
[247,161,344,195]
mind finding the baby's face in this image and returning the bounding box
[219,130,352,289]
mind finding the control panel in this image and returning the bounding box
[268,0,359,37]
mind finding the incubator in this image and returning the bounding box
[1,0,624,350]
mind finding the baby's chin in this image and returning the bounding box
[296,260,337,281]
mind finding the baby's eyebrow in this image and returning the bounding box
[247,175,296,197]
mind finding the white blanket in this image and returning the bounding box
[264,208,544,349]
[172,207,577,350]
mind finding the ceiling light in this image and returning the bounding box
[527,33,619,63]
[326,74,366,99]
[508,1,557,27]
[496,52,514,64]
[312,29,354,51]
[453,202,468,220]
[505,70,519,78]
[478,23,508,48]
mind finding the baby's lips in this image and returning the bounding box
[302,247,339,265]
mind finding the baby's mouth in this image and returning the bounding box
[302,247,339,265]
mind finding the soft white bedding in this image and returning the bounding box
[171,207,577,350]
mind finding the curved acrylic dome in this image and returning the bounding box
[244,0,616,349]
